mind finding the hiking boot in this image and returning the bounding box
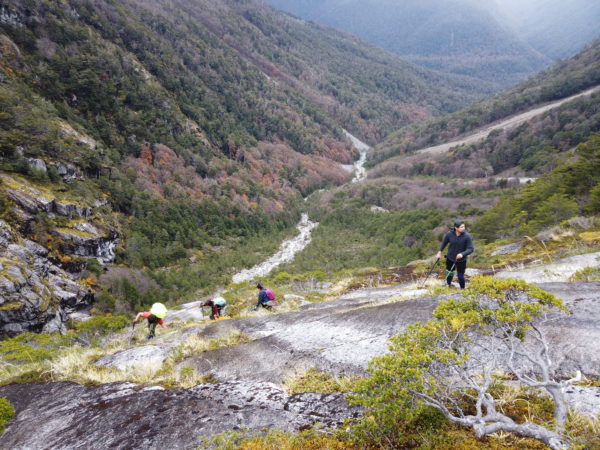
[146,334,154,339]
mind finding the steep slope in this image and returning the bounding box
[0,0,496,333]
[266,0,550,87]
[370,36,600,167]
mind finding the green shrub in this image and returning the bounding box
[284,368,360,394]
[0,397,14,435]
[0,332,70,363]
[74,315,130,336]
[349,277,566,448]
[86,259,103,277]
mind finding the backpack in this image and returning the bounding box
[213,296,227,307]
[150,302,167,319]
[265,289,275,300]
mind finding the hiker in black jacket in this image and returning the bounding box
[436,220,474,289]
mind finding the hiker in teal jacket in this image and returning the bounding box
[436,220,474,289]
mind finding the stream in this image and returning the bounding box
[231,213,318,283]
[344,129,370,182]
[231,131,370,282]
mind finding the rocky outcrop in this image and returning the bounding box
[0,220,93,337]
[0,381,361,449]
[0,174,118,263]
[496,252,600,282]
[54,223,117,263]
[171,281,600,383]
[1,174,91,218]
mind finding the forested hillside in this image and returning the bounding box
[267,0,550,88]
[370,36,600,166]
[288,36,600,275]
[0,0,495,322]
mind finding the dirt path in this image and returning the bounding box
[417,85,600,156]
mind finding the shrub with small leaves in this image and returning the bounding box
[0,397,15,435]
[74,314,130,337]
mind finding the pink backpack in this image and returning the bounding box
[265,289,275,300]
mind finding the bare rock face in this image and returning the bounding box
[94,345,168,371]
[53,225,117,263]
[177,291,443,382]
[177,282,600,383]
[0,220,92,337]
[0,381,361,450]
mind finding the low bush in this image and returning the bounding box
[0,397,14,435]
[74,314,130,336]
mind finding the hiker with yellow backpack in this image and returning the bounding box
[132,303,168,339]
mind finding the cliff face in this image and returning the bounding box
[0,219,93,337]
[0,173,118,337]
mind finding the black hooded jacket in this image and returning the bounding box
[439,230,474,262]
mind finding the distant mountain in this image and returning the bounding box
[266,0,550,88]
[496,0,600,60]
[367,36,600,183]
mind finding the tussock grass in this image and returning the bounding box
[569,266,600,281]
[283,368,361,394]
[199,428,355,450]
[0,324,253,388]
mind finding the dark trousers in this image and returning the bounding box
[446,258,467,288]
[147,315,158,336]
[209,305,223,320]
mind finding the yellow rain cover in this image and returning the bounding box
[150,303,167,318]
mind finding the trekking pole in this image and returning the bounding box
[418,258,439,289]
[445,261,457,287]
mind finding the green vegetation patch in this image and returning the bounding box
[198,428,355,450]
[0,301,23,311]
[476,133,600,241]
[74,315,130,336]
[281,200,445,275]
[0,397,15,435]
[0,332,71,363]
[284,368,361,394]
[570,266,600,282]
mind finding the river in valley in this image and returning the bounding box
[231,131,370,282]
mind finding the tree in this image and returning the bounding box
[352,276,580,450]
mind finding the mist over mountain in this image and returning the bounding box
[496,0,600,60]
[266,0,550,88]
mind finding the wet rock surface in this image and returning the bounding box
[496,251,600,282]
[0,381,361,450]
[94,345,169,371]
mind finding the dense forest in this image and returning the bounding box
[0,0,496,312]
[371,36,600,164]
[267,0,551,87]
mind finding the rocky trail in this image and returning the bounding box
[1,251,600,448]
